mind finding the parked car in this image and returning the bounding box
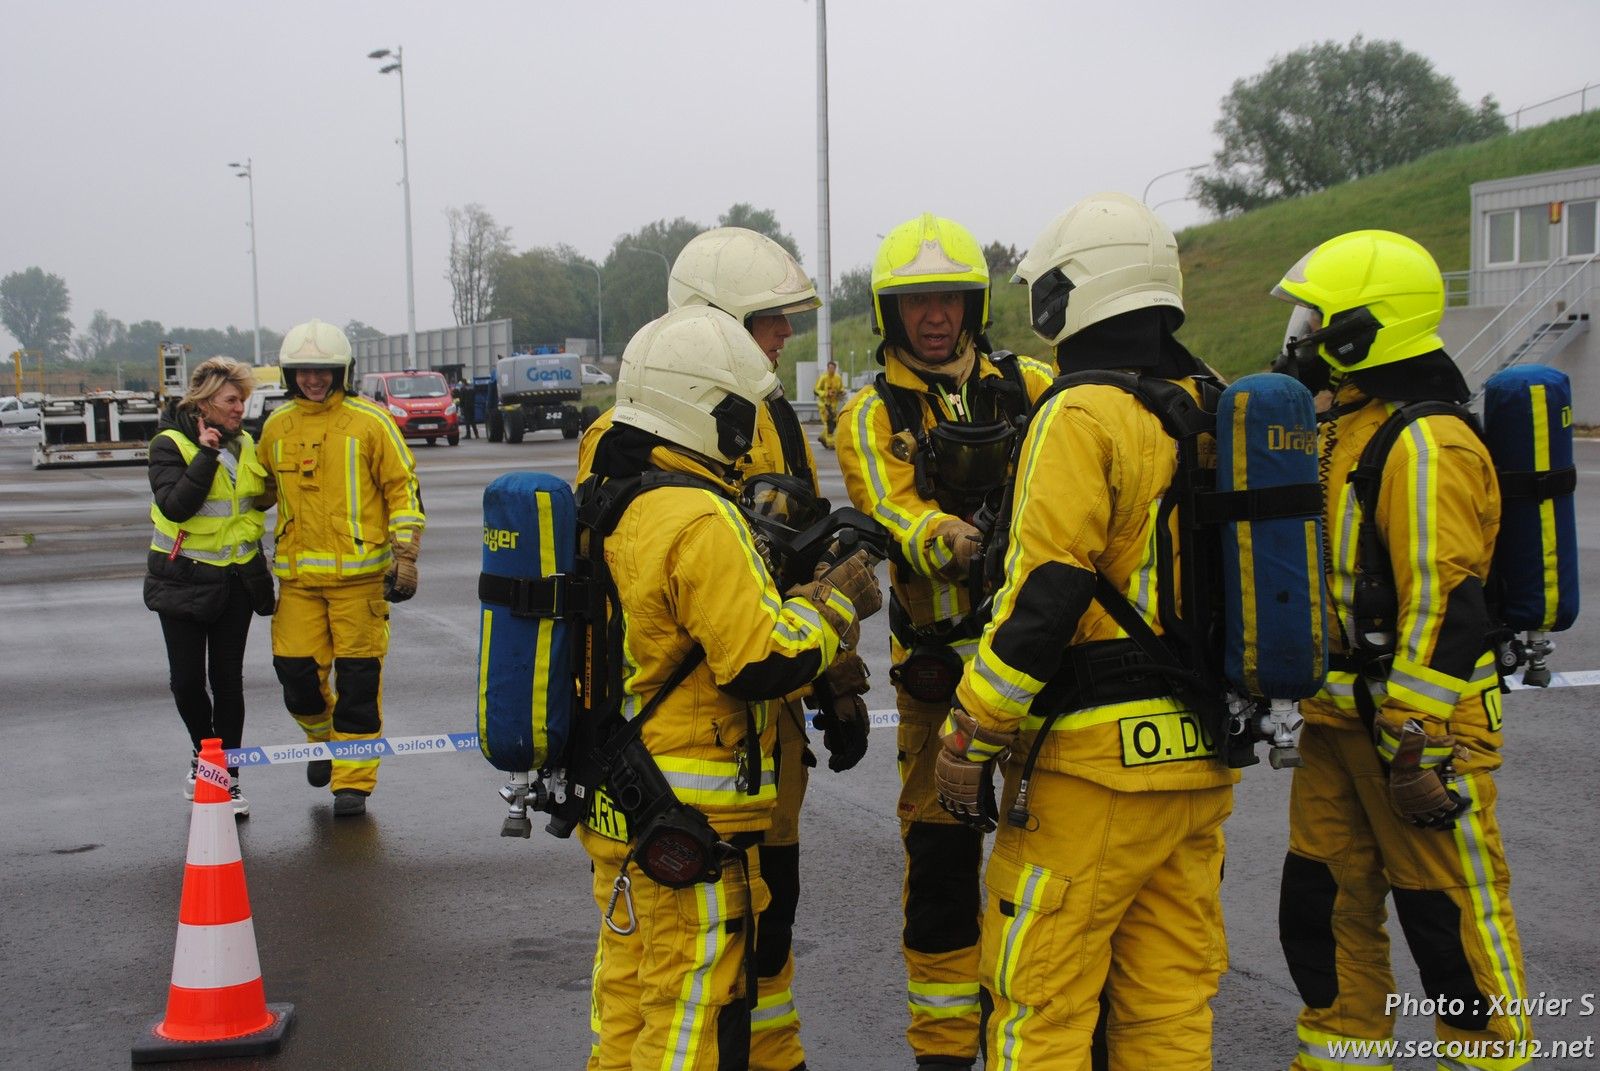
[358,370,460,446]
[0,395,41,430]
[581,363,613,387]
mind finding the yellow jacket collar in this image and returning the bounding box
[291,389,347,416]
[884,342,993,390]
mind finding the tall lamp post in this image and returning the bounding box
[622,245,671,275]
[814,0,833,377]
[226,159,262,366]
[571,260,603,359]
[1142,162,1208,205]
[369,47,417,365]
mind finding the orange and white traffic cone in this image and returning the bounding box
[133,737,293,1063]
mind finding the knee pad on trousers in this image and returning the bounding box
[333,657,382,734]
[904,822,981,954]
[273,656,325,716]
[1392,887,1489,1031]
[756,843,800,978]
[716,993,752,1071]
[1280,851,1339,1009]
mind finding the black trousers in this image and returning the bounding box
[158,574,255,755]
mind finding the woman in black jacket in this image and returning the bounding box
[145,357,275,817]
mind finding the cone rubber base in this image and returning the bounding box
[132,1002,294,1064]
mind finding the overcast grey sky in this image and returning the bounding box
[3,0,1596,358]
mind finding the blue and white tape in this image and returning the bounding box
[215,673,1592,774]
[224,731,483,769]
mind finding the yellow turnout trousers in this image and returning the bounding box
[980,760,1232,1071]
[751,699,809,1071]
[581,827,769,1071]
[270,577,389,795]
[1283,723,1531,1071]
[897,686,984,1065]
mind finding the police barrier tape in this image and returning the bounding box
[221,676,1595,771]
[224,717,903,770]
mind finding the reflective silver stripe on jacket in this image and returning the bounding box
[150,528,260,563]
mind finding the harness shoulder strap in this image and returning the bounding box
[764,394,814,489]
[1348,401,1479,583]
[872,373,924,436]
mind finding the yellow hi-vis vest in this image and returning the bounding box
[149,428,269,566]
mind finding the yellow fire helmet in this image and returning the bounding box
[613,306,778,465]
[668,227,821,325]
[1271,229,1446,374]
[1013,192,1183,348]
[278,318,354,393]
[870,213,990,346]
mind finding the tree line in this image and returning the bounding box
[5,36,1508,381]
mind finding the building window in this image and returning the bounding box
[1518,205,1551,262]
[1568,200,1597,258]
[1487,211,1516,264]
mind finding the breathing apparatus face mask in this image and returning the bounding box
[1273,304,1384,394]
[928,421,1017,501]
[739,473,829,531]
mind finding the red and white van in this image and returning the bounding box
[359,370,460,446]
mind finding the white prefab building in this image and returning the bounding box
[1440,163,1599,417]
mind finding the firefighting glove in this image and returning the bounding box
[931,518,982,581]
[814,546,883,621]
[812,693,870,772]
[824,650,870,696]
[935,707,1014,833]
[788,578,861,650]
[384,535,420,603]
[1385,718,1471,829]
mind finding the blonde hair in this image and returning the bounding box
[179,356,254,412]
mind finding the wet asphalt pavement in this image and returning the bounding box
[1,426,1597,1071]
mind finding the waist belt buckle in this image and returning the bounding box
[509,576,562,619]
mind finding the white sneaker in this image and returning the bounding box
[230,777,250,819]
[183,757,197,801]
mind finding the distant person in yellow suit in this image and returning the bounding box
[814,360,845,450]
[256,319,424,817]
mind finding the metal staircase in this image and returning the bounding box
[1458,250,1597,398]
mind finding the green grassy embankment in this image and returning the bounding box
[783,110,1600,387]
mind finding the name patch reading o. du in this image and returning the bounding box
[1118,711,1219,767]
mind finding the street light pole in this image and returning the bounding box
[227,159,262,366]
[815,0,833,377]
[370,47,417,366]
[1142,162,1208,205]
[622,245,671,275]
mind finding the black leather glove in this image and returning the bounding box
[812,693,870,772]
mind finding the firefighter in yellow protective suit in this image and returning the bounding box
[256,319,424,817]
[814,360,845,450]
[577,305,882,1070]
[578,228,866,1071]
[1270,231,1532,1070]
[835,213,1052,1069]
[933,193,1236,1070]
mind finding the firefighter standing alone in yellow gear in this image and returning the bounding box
[576,305,882,1070]
[814,360,845,450]
[835,213,1052,1069]
[1270,231,1532,1069]
[256,319,424,817]
[935,193,1236,1070]
[578,228,869,1071]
